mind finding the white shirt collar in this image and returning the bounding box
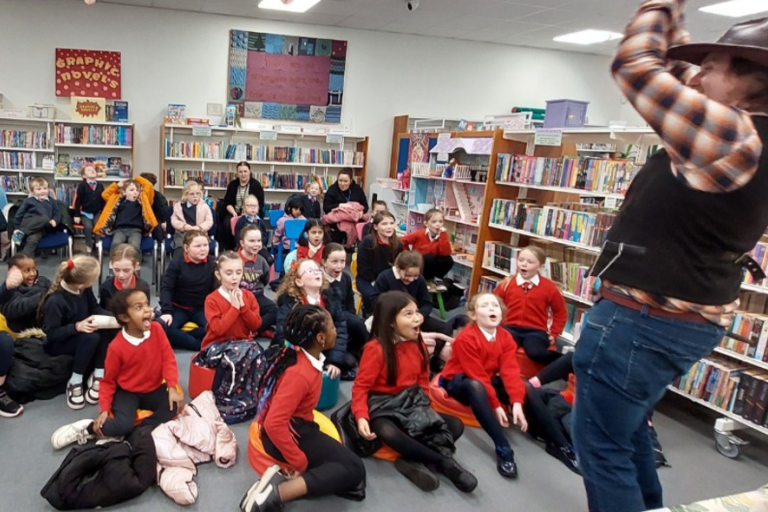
[306,293,321,305]
[516,274,540,287]
[218,286,231,300]
[122,327,150,347]
[426,228,440,242]
[185,201,194,208]
[301,348,326,372]
[479,326,497,342]
[61,282,80,295]
[324,271,342,283]
[392,266,401,280]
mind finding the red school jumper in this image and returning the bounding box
[201,288,262,349]
[401,228,452,256]
[494,275,568,337]
[441,324,526,407]
[351,339,429,421]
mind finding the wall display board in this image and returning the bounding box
[55,48,122,99]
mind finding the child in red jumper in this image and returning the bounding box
[351,291,477,493]
[440,292,528,479]
[50,289,182,449]
[240,304,365,512]
[494,246,567,372]
[202,251,262,349]
[295,218,326,264]
[400,208,454,283]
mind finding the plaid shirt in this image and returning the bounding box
[605,0,764,327]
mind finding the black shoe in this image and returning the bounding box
[497,454,518,479]
[394,459,440,491]
[0,388,23,418]
[545,444,581,475]
[340,369,357,381]
[240,465,285,512]
[437,458,478,493]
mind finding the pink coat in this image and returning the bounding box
[322,201,368,248]
[152,391,237,505]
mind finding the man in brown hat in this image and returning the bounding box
[572,1,768,512]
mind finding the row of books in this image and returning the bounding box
[164,169,235,189]
[672,357,768,427]
[482,242,517,275]
[257,172,314,191]
[1,129,50,150]
[55,125,133,147]
[164,140,365,166]
[56,155,131,178]
[743,241,768,287]
[490,198,616,248]
[564,304,589,341]
[723,311,768,363]
[0,151,36,170]
[54,185,78,206]
[0,176,27,193]
[549,261,595,301]
[495,153,635,194]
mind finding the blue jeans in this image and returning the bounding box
[572,299,724,512]
[162,307,206,351]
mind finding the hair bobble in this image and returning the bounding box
[284,341,299,351]
[66,259,75,270]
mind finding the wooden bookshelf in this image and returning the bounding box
[0,116,56,197]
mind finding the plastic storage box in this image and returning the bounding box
[544,99,589,128]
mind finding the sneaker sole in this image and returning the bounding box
[240,465,280,512]
[0,406,23,418]
[394,459,440,492]
[85,393,99,405]
[67,400,86,410]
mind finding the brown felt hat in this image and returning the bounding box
[668,17,768,67]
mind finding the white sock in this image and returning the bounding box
[93,368,104,379]
[69,373,83,386]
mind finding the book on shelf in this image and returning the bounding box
[743,242,768,288]
[106,157,131,178]
[0,151,35,170]
[111,101,129,123]
[54,184,77,206]
[722,311,768,363]
[672,355,749,414]
[55,124,133,146]
[71,96,106,123]
[42,155,55,170]
[165,169,235,188]
[482,241,518,275]
[1,128,49,149]
[0,175,26,194]
[495,153,635,195]
[164,140,365,166]
[166,104,186,125]
[564,305,589,341]
[257,171,313,191]
[479,275,503,294]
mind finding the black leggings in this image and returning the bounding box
[506,325,562,365]
[369,413,463,465]
[441,374,513,457]
[256,293,278,334]
[44,332,108,375]
[0,332,13,376]
[97,385,178,437]
[524,384,572,449]
[536,352,574,386]
[263,418,365,498]
[422,254,454,281]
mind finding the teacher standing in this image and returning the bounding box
[218,161,265,250]
[573,3,768,512]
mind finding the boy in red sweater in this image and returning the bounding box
[50,289,182,449]
[202,251,262,349]
[494,246,567,375]
[400,209,453,285]
[241,304,365,512]
[440,292,528,479]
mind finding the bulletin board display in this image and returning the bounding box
[228,30,347,123]
[55,48,122,99]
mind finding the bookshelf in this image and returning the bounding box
[53,120,135,206]
[0,116,56,197]
[159,124,369,209]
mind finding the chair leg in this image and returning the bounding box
[152,244,157,288]
[67,236,73,260]
[435,292,447,320]
[97,243,104,286]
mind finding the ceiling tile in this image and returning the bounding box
[308,0,367,16]
[202,0,259,17]
[476,3,548,20]
[433,15,502,33]
[152,0,204,10]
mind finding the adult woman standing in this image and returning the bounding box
[218,162,265,250]
[322,168,368,245]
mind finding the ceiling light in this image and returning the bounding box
[553,29,623,45]
[258,0,322,13]
[700,0,768,17]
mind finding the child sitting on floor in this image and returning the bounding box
[12,177,61,256]
[159,230,216,351]
[322,243,367,359]
[440,292,528,479]
[73,163,105,255]
[202,251,262,349]
[238,225,277,336]
[0,266,25,418]
[49,288,182,449]
[99,243,151,310]
[39,255,113,410]
[0,254,51,333]
[356,211,403,316]
[233,195,271,263]
[241,304,365,512]
[400,208,454,286]
[361,200,387,239]
[296,218,327,264]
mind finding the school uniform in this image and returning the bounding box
[238,249,277,333]
[98,322,179,436]
[0,276,51,332]
[14,196,62,256]
[356,236,402,315]
[325,271,367,358]
[300,194,322,219]
[261,349,365,496]
[494,274,567,365]
[401,228,454,280]
[201,287,262,349]
[74,179,105,249]
[233,215,273,264]
[297,243,324,264]
[98,274,151,311]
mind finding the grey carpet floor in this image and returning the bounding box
[1,258,767,512]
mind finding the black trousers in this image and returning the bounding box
[441,374,513,458]
[344,311,368,359]
[256,293,278,334]
[262,418,366,498]
[18,215,52,256]
[99,384,177,437]
[524,384,572,449]
[422,315,452,337]
[536,352,574,386]
[369,413,463,465]
[44,332,108,375]
[422,254,454,281]
[506,325,562,365]
[0,332,13,376]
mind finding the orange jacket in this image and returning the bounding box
[94,175,158,236]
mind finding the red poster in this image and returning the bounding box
[55,48,122,99]
[245,53,330,105]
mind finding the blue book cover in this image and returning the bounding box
[113,101,129,122]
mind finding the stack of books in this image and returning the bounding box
[55,124,132,146]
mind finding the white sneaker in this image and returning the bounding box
[240,465,283,512]
[66,383,86,410]
[51,419,94,450]
[85,374,101,405]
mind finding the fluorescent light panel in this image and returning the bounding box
[699,0,768,17]
[553,29,623,45]
[258,0,322,13]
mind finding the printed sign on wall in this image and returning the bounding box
[228,30,347,123]
[55,49,122,99]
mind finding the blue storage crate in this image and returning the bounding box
[544,99,589,128]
